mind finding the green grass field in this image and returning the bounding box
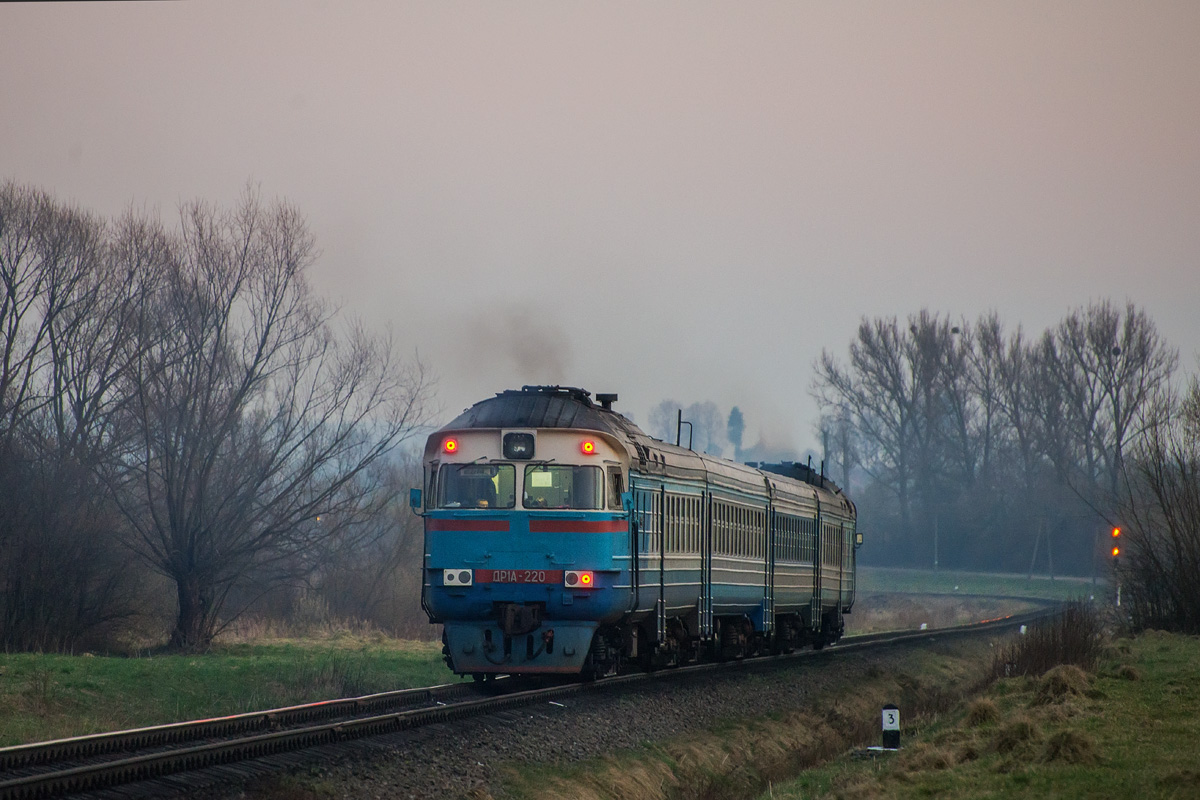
[858,565,1105,602]
[0,568,1114,756]
[762,631,1200,800]
[0,635,458,746]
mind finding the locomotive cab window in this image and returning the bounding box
[437,464,516,509]
[524,465,603,510]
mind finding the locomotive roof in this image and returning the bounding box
[436,386,852,513]
[441,386,639,438]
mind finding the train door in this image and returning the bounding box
[764,506,775,637]
[628,480,662,626]
[700,492,713,640]
[841,519,857,611]
[810,504,822,634]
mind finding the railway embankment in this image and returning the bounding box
[759,629,1200,800]
[219,616,1017,800]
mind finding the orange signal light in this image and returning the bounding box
[1111,527,1121,538]
[580,440,597,455]
[443,438,459,454]
[1112,546,1120,557]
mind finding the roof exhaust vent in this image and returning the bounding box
[596,393,618,410]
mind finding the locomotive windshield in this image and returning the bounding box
[523,465,603,510]
[437,464,516,509]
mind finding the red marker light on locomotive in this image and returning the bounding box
[443,438,459,454]
[564,570,595,588]
[580,440,596,455]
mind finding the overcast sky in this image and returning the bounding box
[4,2,1198,454]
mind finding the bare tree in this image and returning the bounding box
[813,312,953,539]
[0,181,102,455]
[312,459,430,637]
[727,406,745,461]
[1,181,149,651]
[816,405,859,490]
[46,211,169,467]
[112,190,432,650]
[647,399,726,454]
[1117,379,1200,632]
[647,399,681,443]
[993,324,1041,488]
[1042,301,1176,496]
[684,401,727,456]
[1093,302,1177,494]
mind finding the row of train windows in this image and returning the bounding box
[637,494,850,561]
[775,515,817,562]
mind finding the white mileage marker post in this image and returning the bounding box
[882,704,900,750]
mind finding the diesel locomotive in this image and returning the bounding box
[416,385,859,678]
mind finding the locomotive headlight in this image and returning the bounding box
[443,569,473,586]
[443,438,459,454]
[503,432,535,459]
[564,570,595,589]
[580,440,596,455]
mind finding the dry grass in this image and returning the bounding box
[848,594,1040,635]
[1042,728,1098,765]
[964,697,999,726]
[215,614,395,645]
[1114,664,1142,681]
[514,643,994,800]
[757,631,1200,800]
[1031,663,1090,706]
[896,742,955,772]
[991,600,1104,680]
[990,714,1043,755]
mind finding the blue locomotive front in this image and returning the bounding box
[420,388,634,675]
[418,385,859,678]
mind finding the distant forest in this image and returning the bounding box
[651,301,1184,578]
[811,305,1177,578]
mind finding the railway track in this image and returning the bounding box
[0,605,1057,799]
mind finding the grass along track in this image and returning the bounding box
[0,637,458,748]
[0,609,1054,799]
[761,631,1200,800]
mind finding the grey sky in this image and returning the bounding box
[4,2,1198,453]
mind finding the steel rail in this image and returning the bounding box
[0,604,1059,799]
[0,681,477,771]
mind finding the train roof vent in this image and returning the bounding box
[505,385,594,406]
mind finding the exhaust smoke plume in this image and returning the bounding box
[464,304,571,386]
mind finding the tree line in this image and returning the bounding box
[1113,377,1200,632]
[0,180,431,652]
[812,305,1179,578]
[7,179,1195,648]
